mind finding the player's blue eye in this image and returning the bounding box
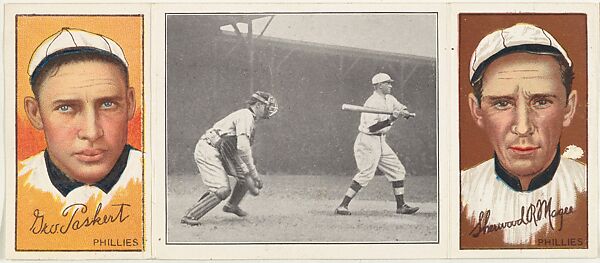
[101,101,115,108]
[57,105,72,112]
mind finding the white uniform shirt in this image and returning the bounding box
[461,156,586,245]
[16,146,144,250]
[18,147,143,210]
[209,108,256,141]
[358,92,407,135]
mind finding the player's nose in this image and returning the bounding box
[511,101,534,136]
[77,107,105,141]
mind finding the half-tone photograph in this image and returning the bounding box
[164,13,439,244]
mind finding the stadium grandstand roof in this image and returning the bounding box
[173,14,436,64]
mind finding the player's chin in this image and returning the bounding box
[71,162,115,184]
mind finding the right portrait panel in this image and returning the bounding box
[459,14,588,249]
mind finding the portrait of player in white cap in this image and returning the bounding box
[24,28,140,187]
[16,25,144,251]
[460,21,587,249]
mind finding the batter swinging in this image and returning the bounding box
[335,73,419,216]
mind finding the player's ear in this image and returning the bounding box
[24,96,44,130]
[127,87,136,120]
[563,90,577,127]
[468,93,485,128]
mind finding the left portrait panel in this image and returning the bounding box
[4,4,151,259]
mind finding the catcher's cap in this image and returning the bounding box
[29,28,128,79]
[371,73,394,85]
[469,23,571,85]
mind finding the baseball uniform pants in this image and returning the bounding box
[352,132,406,187]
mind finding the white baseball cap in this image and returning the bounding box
[371,73,394,85]
[469,23,571,83]
[28,28,128,78]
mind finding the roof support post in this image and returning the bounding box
[247,18,255,92]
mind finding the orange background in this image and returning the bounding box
[459,14,588,169]
[16,171,143,251]
[16,15,144,161]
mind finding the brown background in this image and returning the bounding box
[459,14,588,169]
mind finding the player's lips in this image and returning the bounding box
[509,145,540,155]
[74,149,106,162]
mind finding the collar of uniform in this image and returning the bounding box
[494,147,561,192]
[45,145,133,196]
[247,107,257,120]
[372,91,386,99]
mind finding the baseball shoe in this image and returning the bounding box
[334,206,351,215]
[396,204,419,215]
[223,203,248,217]
[180,216,201,226]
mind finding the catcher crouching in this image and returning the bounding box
[181,91,278,226]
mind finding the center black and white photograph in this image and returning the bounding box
[165,13,439,244]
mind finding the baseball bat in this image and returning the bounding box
[341,104,416,118]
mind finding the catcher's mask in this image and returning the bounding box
[251,92,278,119]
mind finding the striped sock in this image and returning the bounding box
[392,180,405,208]
[340,180,362,207]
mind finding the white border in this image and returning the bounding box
[3,3,151,260]
[151,3,450,260]
[449,2,599,259]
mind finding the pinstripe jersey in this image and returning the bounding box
[461,156,586,246]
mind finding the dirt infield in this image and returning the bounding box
[166,173,437,243]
